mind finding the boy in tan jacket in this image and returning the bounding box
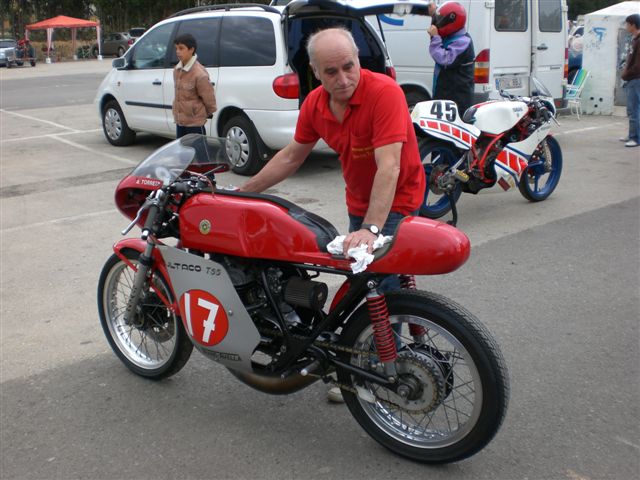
[173,33,217,138]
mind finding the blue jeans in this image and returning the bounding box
[176,124,206,138]
[626,79,640,142]
[348,210,416,293]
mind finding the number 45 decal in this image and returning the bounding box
[430,101,457,122]
[180,289,229,346]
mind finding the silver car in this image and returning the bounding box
[0,39,16,67]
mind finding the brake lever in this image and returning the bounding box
[121,193,157,235]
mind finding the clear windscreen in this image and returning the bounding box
[129,135,231,185]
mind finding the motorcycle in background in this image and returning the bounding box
[412,78,562,225]
[97,134,509,464]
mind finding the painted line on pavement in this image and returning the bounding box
[0,129,102,144]
[0,108,81,132]
[0,208,119,234]
[555,122,624,136]
[52,136,137,166]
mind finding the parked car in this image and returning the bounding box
[93,32,133,58]
[0,39,17,67]
[95,1,430,175]
[128,27,146,42]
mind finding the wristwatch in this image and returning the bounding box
[361,223,380,235]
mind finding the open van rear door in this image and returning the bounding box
[531,0,567,104]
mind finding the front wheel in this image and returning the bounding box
[222,114,264,176]
[337,291,509,464]
[518,136,562,202]
[97,250,193,379]
[419,139,463,219]
[102,99,136,146]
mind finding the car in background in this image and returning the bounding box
[0,38,17,67]
[92,32,133,58]
[95,1,430,175]
[128,27,146,42]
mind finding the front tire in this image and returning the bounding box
[102,99,136,146]
[518,136,562,202]
[337,291,509,464]
[419,139,463,219]
[97,250,193,379]
[222,114,264,176]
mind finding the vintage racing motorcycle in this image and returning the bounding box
[97,134,509,464]
[413,78,562,225]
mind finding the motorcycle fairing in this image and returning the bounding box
[412,100,480,150]
[157,245,260,373]
[495,122,553,186]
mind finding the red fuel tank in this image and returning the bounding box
[179,192,470,275]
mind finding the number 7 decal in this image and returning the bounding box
[180,289,229,346]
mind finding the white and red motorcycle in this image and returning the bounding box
[412,79,562,225]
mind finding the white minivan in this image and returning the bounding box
[369,0,569,108]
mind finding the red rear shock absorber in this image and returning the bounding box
[400,275,426,338]
[366,291,397,364]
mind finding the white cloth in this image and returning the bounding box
[326,234,393,273]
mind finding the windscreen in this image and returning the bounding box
[130,135,230,185]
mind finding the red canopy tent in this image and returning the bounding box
[25,15,101,62]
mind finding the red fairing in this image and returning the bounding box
[114,175,163,220]
[179,194,470,276]
[367,217,470,275]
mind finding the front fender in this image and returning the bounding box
[112,238,176,312]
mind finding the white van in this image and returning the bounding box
[368,0,569,108]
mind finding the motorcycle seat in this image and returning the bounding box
[215,190,340,251]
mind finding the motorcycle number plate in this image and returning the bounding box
[496,75,523,91]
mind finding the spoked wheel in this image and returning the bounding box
[419,139,463,219]
[337,291,509,464]
[97,250,192,379]
[518,136,563,202]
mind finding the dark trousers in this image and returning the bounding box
[176,125,206,138]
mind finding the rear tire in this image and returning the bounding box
[117,46,125,57]
[337,291,509,464]
[97,250,193,379]
[418,139,463,219]
[518,136,562,202]
[102,99,136,146]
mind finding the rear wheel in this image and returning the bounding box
[117,46,125,57]
[419,139,463,219]
[518,136,562,202]
[337,291,509,464]
[102,99,136,146]
[222,114,264,176]
[97,250,193,379]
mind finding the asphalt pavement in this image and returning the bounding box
[0,59,638,480]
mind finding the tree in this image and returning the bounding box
[567,0,621,20]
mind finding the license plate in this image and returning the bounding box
[496,76,523,91]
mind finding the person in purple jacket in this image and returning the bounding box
[427,1,475,116]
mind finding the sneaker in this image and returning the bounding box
[625,140,639,147]
[619,136,630,142]
[327,387,345,403]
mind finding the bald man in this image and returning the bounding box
[241,27,424,256]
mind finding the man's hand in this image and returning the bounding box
[343,228,377,256]
[428,25,439,37]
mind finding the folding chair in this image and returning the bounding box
[565,69,590,119]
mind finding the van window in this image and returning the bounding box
[220,17,276,67]
[538,0,562,32]
[130,22,174,69]
[495,0,528,32]
[170,18,221,67]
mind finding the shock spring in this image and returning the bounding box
[366,293,397,363]
[399,275,427,337]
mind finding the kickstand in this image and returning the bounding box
[446,192,458,227]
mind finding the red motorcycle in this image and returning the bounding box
[97,134,509,464]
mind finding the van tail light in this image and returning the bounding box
[385,66,397,80]
[273,73,299,99]
[564,47,569,80]
[474,49,490,84]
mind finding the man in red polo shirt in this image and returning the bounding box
[240,27,425,256]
